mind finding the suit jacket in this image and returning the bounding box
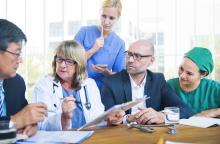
[101,70,192,118]
[0,74,27,121]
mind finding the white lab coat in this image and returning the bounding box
[32,75,105,131]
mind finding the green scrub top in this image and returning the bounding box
[167,78,220,114]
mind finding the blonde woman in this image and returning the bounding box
[75,0,125,90]
[32,40,124,130]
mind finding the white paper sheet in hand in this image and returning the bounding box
[77,95,150,131]
[179,116,220,128]
[23,130,94,143]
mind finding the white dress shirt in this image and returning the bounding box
[129,75,146,114]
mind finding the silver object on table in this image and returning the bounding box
[127,123,155,133]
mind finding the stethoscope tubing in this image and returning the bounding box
[52,82,91,110]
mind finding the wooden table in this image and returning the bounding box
[83,125,220,144]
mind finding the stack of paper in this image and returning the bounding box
[179,116,220,128]
[20,130,94,143]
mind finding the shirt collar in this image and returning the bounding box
[129,74,146,88]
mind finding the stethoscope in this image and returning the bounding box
[53,83,91,110]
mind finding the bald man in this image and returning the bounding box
[101,40,192,125]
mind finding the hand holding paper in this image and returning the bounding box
[77,95,150,130]
[120,95,150,111]
[105,109,125,125]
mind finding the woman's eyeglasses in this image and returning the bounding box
[55,56,76,66]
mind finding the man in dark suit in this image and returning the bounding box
[0,19,47,136]
[3,74,27,116]
[101,40,192,124]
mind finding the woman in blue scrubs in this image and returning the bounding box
[75,0,125,90]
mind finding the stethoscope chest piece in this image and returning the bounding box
[85,102,91,110]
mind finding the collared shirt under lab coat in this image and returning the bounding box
[32,75,105,131]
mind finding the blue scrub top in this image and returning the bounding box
[75,25,125,90]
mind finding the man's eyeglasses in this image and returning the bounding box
[124,51,152,61]
[0,49,22,58]
[55,56,77,66]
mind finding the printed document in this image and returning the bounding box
[21,130,94,143]
[179,116,220,128]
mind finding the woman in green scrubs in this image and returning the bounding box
[168,47,220,117]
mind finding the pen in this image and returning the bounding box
[47,109,56,113]
[59,97,81,104]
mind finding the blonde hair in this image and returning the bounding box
[52,40,87,89]
[102,0,122,17]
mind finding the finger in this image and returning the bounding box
[110,120,121,125]
[142,113,156,124]
[17,129,24,134]
[106,118,118,125]
[101,25,103,37]
[146,118,158,124]
[141,117,150,124]
[91,64,99,71]
[136,108,155,118]
[138,107,146,111]
[35,107,48,115]
[27,106,47,119]
[63,97,74,103]
[23,126,31,135]
[24,125,37,137]
[90,64,98,71]
[138,110,156,124]
[34,114,45,122]
[115,111,125,118]
[65,96,74,101]
[64,102,76,111]
[67,105,76,112]
[33,102,48,109]
[95,66,105,71]
[90,64,95,68]
[138,113,149,124]
[135,110,147,119]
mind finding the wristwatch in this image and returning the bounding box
[123,114,131,124]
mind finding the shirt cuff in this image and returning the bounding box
[122,114,131,124]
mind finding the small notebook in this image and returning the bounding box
[179,116,220,128]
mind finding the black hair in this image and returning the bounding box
[0,19,27,51]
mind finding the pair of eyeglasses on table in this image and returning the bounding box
[127,123,155,133]
[127,123,176,133]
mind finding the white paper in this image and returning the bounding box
[77,96,150,130]
[166,141,192,144]
[179,116,220,128]
[16,133,28,141]
[22,130,94,143]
